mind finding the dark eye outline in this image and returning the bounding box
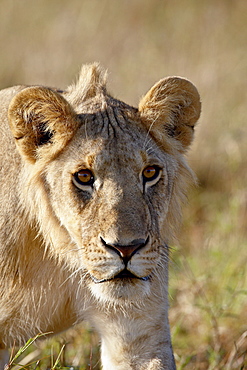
[72,169,95,188]
[142,165,161,183]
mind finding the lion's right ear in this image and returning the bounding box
[8,87,79,163]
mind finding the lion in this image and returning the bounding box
[0,63,201,370]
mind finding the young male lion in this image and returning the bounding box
[0,63,201,370]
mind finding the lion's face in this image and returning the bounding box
[44,106,176,301]
[8,64,201,303]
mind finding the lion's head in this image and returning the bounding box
[8,63,201,303]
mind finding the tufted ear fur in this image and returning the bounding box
[8,87,79,163]
[139,77,201,151]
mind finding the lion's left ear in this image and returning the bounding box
[8,87,79,163]
[139,77,201,151]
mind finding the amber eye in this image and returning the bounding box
[142,166,161,183]
[73,169,94,188]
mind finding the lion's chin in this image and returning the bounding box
[89,273,152,303]
[90,269,150,284]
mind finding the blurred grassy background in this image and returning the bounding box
[0,0,246,369]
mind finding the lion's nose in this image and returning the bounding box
[101,237,149,264]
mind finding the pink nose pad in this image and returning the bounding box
[101,237,149,264]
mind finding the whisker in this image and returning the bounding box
[60,267,85,288]
[143,116,159,150]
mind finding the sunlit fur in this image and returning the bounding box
[0,63,200,369]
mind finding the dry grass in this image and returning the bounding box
[0,0,246,369]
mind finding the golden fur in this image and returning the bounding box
[0,63,201,370]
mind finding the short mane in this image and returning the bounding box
[67,63,107,105]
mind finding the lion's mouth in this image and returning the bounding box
[91,269,150,284]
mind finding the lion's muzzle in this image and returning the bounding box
[89,236,151,283]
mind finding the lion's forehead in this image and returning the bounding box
[77,103,143,141]
[67,106,162,171]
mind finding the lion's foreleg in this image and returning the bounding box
[92,304,176,370]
